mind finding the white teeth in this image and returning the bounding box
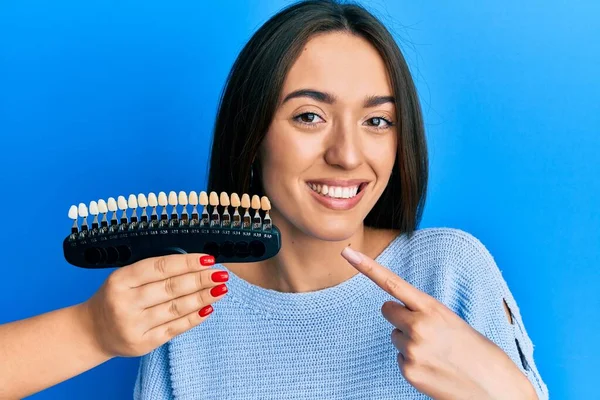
[308,183,360,199]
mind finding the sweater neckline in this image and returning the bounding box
[219,233,408,320]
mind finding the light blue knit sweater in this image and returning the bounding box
[134,228,548,399]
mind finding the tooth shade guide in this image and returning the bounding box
[64,191,282,268]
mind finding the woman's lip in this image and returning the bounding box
[306,183,367,211]
[305,179,369,187]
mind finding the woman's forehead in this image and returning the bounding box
[282,32,394,102]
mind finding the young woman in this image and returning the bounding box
[135,1,548,399]
[0,1,548,399]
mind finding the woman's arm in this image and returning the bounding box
[0,252,227,399]
[0,302,112,399]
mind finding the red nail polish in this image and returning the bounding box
[200,255,215,266]
[210,283,228,297]
[211,271,229,283]
[198,305,213,317]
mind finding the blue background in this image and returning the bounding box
[1,0,598,398]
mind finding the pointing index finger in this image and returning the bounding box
[341,246,428,311]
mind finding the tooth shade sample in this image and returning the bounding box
[158,192,168,206]
[128,194,138,208]
[137,194,148,208]
[220,192,230,207]
[251,195,260,210]
[209,191,219,206]
[78,203,88,217]
[89,201,99,215]
[68,205,78,219]
[199,191,209,206]
[168,191,178,206]
[147,193,158,207]
[241,194,250,208]
[117,196,127,210]
[107,197,117,212]
[97,199,108,213]
[178,191,188,206]
[261,196,271,211]
[188,191,198,206]
[230,193,241,207]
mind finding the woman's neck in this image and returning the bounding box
[224,216,399,293]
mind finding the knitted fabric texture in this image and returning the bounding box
[134,228,548,399]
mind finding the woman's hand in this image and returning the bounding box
[341,247,537,400]
[83,253,229,358]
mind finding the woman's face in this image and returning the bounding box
[260,31,397,241]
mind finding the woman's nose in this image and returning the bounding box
[323,123,363,170]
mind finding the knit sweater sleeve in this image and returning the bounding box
[453,231,549,400]
[133,343,173,399]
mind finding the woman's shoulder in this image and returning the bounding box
[376,227,506,302]
[403,226,499,276]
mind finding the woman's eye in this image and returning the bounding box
[293,112,324,124]
[365,116,393,129]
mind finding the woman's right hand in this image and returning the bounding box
[82,253,228,358]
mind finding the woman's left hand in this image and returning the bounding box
[341,247,537,400]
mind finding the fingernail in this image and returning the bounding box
[200,255,215,266]
[211,271,229,283]
[198,305,213,317]
[341,246,363,266]
[210,283,228,297]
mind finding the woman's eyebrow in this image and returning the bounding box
[281,89,395,107]
[364,95,395,108]
[282,89,336,104]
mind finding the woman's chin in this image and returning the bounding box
[304,222,362,242]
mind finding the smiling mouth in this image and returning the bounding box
[306,182,368,199]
